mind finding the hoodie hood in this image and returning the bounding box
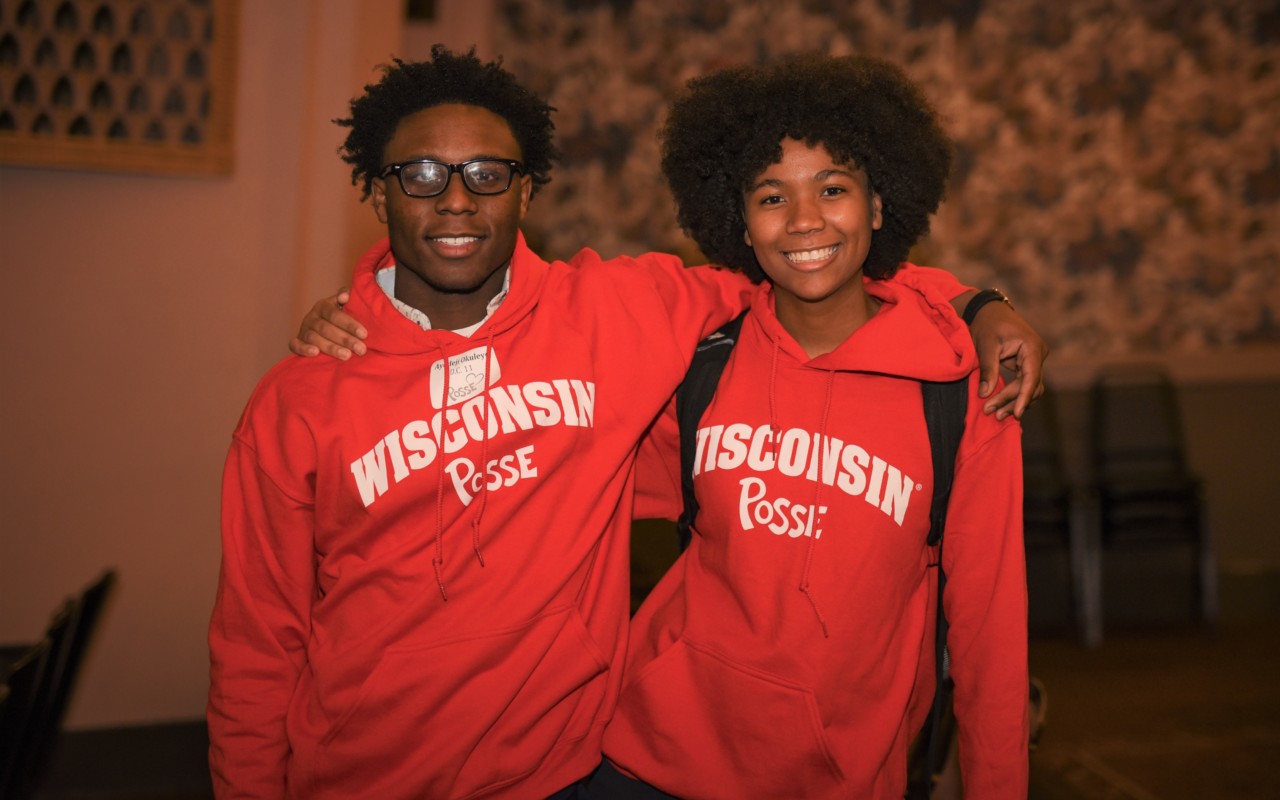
[345,233,548,356]
[750,265,977,382]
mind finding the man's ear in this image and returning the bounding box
[371,177,389,224]
[517,173,533,220]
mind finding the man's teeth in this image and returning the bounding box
[435,236,480,246]
[786,245,838,263]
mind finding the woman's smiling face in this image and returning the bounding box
[743,138,883,316]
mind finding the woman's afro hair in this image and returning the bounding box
[660,53,953,282]
[336,45,559,200]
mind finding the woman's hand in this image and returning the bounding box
[288,289,368,360]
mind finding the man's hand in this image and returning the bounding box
[288,290,369,360]
[969,300,1049,420]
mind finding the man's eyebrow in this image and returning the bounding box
[396,152,516,163]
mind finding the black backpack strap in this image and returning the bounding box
[906,377,968,800]
[923,378,968,548]
[674,313,747,551]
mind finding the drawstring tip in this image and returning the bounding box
[433,558,448,602]
[471,520,486,567]
[799,584,831,638]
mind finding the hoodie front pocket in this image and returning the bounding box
[608,638,845,799]
[312,604,609,799]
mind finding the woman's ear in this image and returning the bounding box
[871,192,883,231]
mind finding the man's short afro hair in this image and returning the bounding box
[336,45,559,200]
[660,53,953,281]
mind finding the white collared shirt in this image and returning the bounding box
[375,265,509,337]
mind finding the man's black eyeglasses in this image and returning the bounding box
[379,159,525,198]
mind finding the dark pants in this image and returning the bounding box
[584,760,681,799]
[546,775,591,800]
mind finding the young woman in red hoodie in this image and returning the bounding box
[594,55,1028,799]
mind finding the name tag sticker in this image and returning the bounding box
[430,346,500,407]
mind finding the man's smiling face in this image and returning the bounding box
[371,103,532,327]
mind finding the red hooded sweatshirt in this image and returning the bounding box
[208,235,754,799]
[606,269,1028,799]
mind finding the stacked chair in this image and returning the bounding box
[1021,367,1217,645]
[1020,387,1103,647]
[1089,366,1217,628]
[0,570,117,800]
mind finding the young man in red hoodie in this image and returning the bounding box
[215,47,1045,799]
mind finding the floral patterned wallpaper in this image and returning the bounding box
[494,0,1280,356]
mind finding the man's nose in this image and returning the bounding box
[434,172,478,213]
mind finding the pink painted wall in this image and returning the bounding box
[0,0,496,728]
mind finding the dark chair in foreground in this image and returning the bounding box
[1020,387,1102,647]
[1090,367,1217,629]
[0,570,117,800]
[0,639,52,800]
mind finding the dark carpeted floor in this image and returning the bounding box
[1028,622,1280,800]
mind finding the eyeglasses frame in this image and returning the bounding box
[378,158,526,198]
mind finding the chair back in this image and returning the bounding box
[27,571,118,791]
[0,569,117,798]
[1090,365,1192,486]
[1021,385,1071,548]
[0,638,52,798]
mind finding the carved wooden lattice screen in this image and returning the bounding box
[0,0,238,175]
